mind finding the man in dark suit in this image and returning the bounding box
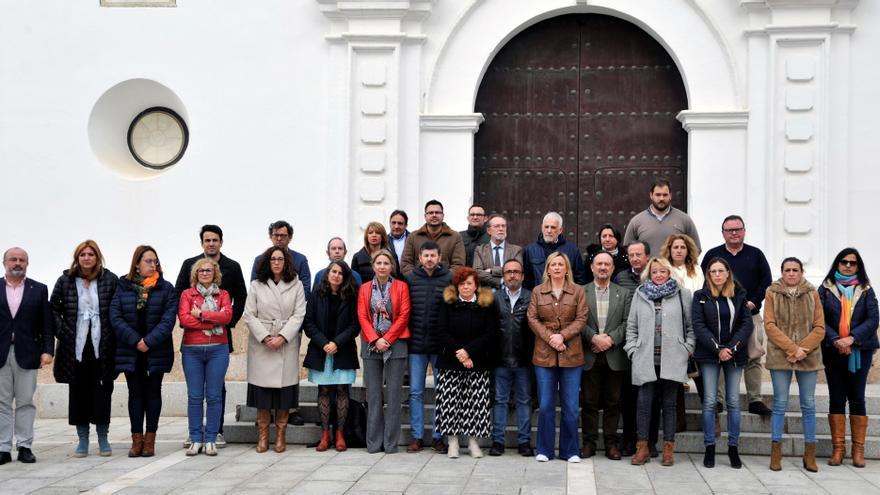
[0,247,54,464]
[580,252,631,460]
[388,210,409,279]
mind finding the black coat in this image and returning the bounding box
[819,282,880,350]
[460,226,490,267]
[302,291,360,371]
[692,286,754,366]
[51,269,118,383]
[495,287,533,368]
[351,248,375,283]
[435,287,499,371]
[110,275,178,374]
[0,278,54,370]
[405,264,452,354]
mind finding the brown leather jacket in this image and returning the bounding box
[527,280,588,368]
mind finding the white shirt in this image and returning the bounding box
[490,241,506,266]
[504,285,521,310]
[390,233,407,262]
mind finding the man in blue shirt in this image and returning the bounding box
[312,237,362,288]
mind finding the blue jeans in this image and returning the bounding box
[492,367,532,445]
[770,369,817,443]
[700,361,743,446]
[409,353,440,441]
[182,345,229,443]
[534,366,580,459]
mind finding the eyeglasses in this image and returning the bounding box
[839,260,858,267]
[722,228,744,234]
[269,257,286,263]
[196,269,214,274]
[503,270,523,275]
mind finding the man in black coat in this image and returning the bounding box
[175,225,247,447]
[0,247,54,464]
[405,241,452,454]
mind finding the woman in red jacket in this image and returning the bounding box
[178,258,232,456]
[357,249,410,453]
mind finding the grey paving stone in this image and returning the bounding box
[305,463,371,481]
[133,468,204,488]
[0,476,63,493]
[405,483,464,495]
[115,488,170,495]
[816,479,880,494]
[287,480,355,495]
[352,473,414,492]
[652,481,714,495]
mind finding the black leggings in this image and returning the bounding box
[125,355,164,433]
[318,385,349,431]
[824,347,873,416]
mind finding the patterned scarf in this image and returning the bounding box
[640,278,679,301]
[132,272,159,310]
[835,271,861,372]
[197,283,224,337]
[370,278,394,360]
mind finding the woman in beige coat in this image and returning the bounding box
[244,247,306,454]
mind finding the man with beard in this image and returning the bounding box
[522,212,587,289]
[623,178,701,256]
[473,214,523,289]
[400,200,465,276]
[459,204,490,267]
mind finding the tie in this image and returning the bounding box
[493,246,501,267]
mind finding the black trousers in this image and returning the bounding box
[824,347,873,416]
[68,338,113,426]
[581,357,625,447]
[125,354,164,433]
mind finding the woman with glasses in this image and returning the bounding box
[764,257,825,472]
[110,245,178,457]
[244,247,306,453]
[177,258,232,456]
[819,248,878,468]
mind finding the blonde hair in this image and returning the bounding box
[370,249,397,272]
[705,258,736,298]
[69,239,105,280]
[640,257,675,283]
[363,222,390,254]
[660,234,700,278]
[190,258,222,288]
[541,251,574,284]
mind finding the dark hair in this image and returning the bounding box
[255,246,298,283]
[627,240,650,256]
[502,258,523,271]
[780,257,804,272]
[419,240,441,255]
[316,260,359,301]
[200,224,223,242]
[424,199,444,212]
[824,247,870,286]
[650,177,671,193]
[267,220,293,237]
[451,266,479,288]
[468,203,486,214]
[127,245,161,280]
[390,209,409,225]
[597,223,622,245]
[326,236,346,252]
[721,215,745,229]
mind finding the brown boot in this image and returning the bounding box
[631,440,650,465]
[661,441,675,466]
[335,430,347,452]
[273,409,289,453]
[770,441,782,471]
[851,415,868,468]
[828,414,846,466]
[256,409,271,453]
[803,442,818,472]
[142,432,156,457]
[128,433,144,458]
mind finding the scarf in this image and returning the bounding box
[197,283,224,337]
[132,272,159,310]
[75,277,101,361]
[640,278,678,301]
[370,278,394,360]
[835,271,861,372]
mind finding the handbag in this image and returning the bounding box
[678,292,699,378]
[747,311,766,360]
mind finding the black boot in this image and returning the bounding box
[728,445,742,469]
[703,444,715,468]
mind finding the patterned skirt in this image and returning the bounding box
[435,369,492,437]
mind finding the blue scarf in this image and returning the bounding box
[640,278,678,301]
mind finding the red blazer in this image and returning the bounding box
[178,288,233,346]
[358,279,411,344]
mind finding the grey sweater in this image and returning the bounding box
[623,207,701,256]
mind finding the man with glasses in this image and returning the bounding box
[400,200,465,276]
[473,214,523,289]
[701,215,773,416]
[175,225,247,449]
[459,204,490,267]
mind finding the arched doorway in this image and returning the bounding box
[474,13,688,248]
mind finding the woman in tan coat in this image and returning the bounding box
[527,251,587,463]
[244,247,306,454]
[764,257,825,472]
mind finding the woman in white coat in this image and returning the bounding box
[244,247,306,454]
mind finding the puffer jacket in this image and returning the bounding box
[763,278,825,371]
[818,280,879,350]
[692,285,753,366]
[110,275,178,374]
[435,286,499,371]
[50,269,118,383]
[405,264,452,354]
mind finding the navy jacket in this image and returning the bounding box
[523,234,587,289]
[0,278,55,370]
[251,248,312,297]
[692,286,754,366]
[819,282,879,350]
[302,291,360,371]
[701,244,771,314]
[405,264,452,355]
[110,275,178,374]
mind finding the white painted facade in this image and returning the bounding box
[1,0,876,285]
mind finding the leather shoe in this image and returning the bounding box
[579,443,596,458]
[406,439,423,453]
[605,445,622,460]
[621,440,636,457]
[431,438,447,454]
[289,410,305,426]
[517,443,534,457]
[649,443,659,458]
[748,401,772,417]
[0,452,10,465]
[489,442,505,456]
[17,447,35,463]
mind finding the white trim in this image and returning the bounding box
[677,111,750,131]
[420,113,485,133]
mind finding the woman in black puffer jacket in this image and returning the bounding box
[51,240,118,457]
[110,245,178,458]
[692,257,754,469]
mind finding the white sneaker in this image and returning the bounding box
[536,454,549,462]
[567,455,581,463]
[204,443,217,456]
[447,436,460,459]
[215,433,226,448]
[468,437,483,458]
[186,442,202,456]
[183,436,192,449]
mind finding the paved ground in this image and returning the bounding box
[4,418,880,494]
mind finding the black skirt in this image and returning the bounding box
[246,383,299,410]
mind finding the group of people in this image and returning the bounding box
[0,178,875,472]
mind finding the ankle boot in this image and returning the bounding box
[703,444,715,468]
[828,414,846,466]
[803,442,818,472]
[274,409,289,453]
[447,436,460,459]
[316,430,331,452]
[728,445,742,469]
[851,415,868,468]
[334,430,347,452]
[769,441,782,471]
[661,441,675,466]
[468,437,483,458]
[142,432,156,457]
[631,440,650,465]
[96,424,112,456]
[128,433,144,458]
[256,409,271,453]
[74,425,89,457]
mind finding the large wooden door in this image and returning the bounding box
[474,14,688,248]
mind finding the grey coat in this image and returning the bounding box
[624,285,695,386]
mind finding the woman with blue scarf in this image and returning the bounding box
[819,248,879,468]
